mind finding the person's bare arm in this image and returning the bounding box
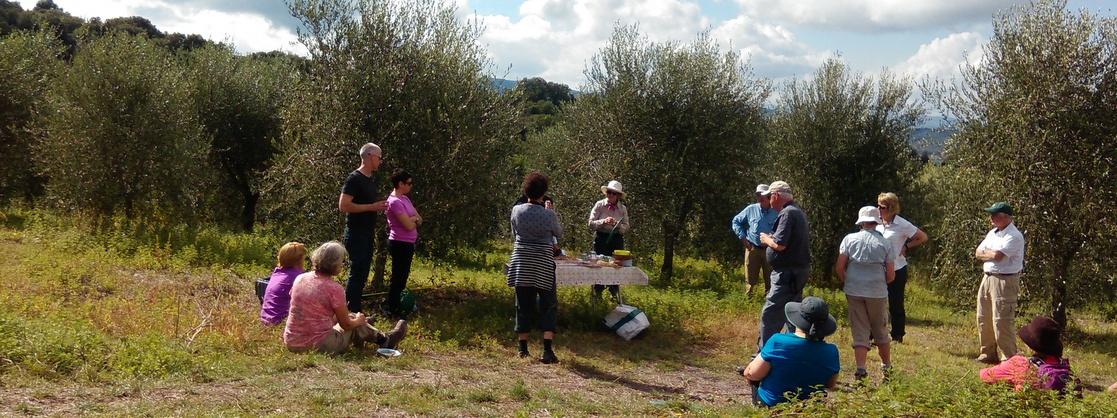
[339,193,386,213]
[826,373,839,389]
[743,355,772,382]
[760,233,786,251]
[836,254,848,283]
[333,305,366,330]
[975,248,1006,262]
[395,211,417,231]
[885,260,895,284]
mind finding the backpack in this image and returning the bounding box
[1030,357,1081,397]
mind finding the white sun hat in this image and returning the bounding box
[601,180,624,197]
[855,206,882,225]
[755,184,770,196]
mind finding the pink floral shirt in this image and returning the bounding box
[282,272,346,349]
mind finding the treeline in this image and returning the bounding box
[1,0,1115,323]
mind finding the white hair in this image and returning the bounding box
[311,241,348,276]
[359,143,382,157]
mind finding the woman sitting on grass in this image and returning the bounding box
[980,315,1080,396]
[283,241,407,354]
[260,242,306,325]
[743,296,840,407]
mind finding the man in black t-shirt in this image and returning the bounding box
[339,143,388,313]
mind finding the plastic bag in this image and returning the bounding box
[603,304,649,340]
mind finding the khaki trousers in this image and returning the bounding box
[295,324,384,355]
[976,272,1020,360]
[744,246,772,290]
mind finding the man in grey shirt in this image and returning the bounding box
[757,181,811,351]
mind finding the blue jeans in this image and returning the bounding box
[344,229,374,313]
[757,266,809,351]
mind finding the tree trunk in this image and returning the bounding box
[372,221,388,291]
[660,218,676,283]
[240,190,258,232]
[1051,252,1073,329]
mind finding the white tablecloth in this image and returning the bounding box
[554,260,650,286]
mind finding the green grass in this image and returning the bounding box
[1,207,1116,416]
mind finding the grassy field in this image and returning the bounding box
[2,208,1116,417]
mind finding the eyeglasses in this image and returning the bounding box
[877,205,889,210]
[606,191,620,196]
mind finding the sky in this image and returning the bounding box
[16,0,1117,89]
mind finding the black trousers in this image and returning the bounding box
[888,266,908,340]
[592,231,624,295]
[515,286,557,333]
[343,229,373,313]
[386,240,415,314]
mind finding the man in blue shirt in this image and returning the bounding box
[731,184,778,295]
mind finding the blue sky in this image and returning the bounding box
[17,0,1117,88]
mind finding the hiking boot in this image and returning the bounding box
[382,320,407,349]
[518,348,531,358]
[854,368,868,380]
[974,354,999,365]
[540,349,558,364]
[881,364,894,382]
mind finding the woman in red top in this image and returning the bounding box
[979,316,1079,396]
[283,241,408,354]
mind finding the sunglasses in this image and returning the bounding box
[606,191,620,196]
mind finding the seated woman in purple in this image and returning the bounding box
[260,242,306,325]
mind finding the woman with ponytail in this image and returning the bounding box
[742,296,840,407]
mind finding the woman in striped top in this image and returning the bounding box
[506,171,563,364]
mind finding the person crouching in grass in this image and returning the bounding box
[260,242,306,325]
[743,296,840,407]
[283,241,407,354]
[980,316,1081,397]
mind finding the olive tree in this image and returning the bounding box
[539,26,769,282]
[925,0,1117,326]
[184,45,297,231]
[766,58,924,286]
[34,33,211,221]
[0,30,60,202]
[263,0,520,281]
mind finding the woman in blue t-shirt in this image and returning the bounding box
[742,296,840,407]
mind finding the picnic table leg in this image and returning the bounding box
[615,286,624,305]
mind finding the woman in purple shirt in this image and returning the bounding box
[260,242,306,325]
[384,169,422,317]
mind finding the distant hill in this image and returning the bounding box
[490,78,518,92]
[909,127,955,162]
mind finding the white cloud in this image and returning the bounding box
[19,0,305,55]
[894,32,984,81]
[467,0,825,87]
[735,0,1020,32]
[711,15,828,78]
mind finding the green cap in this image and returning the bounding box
[984,202,1014,216]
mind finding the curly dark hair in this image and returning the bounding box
[521,171,549,200]
[389,169,412,188]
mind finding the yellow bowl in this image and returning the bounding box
[612,250,631,257]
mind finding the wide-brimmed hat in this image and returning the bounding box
[984,201,1014,216]
[855,206,882,225]
[1018,316,1063,357]
[755,184,770,196]
[785,297,837,340]
[601,180,624,197]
